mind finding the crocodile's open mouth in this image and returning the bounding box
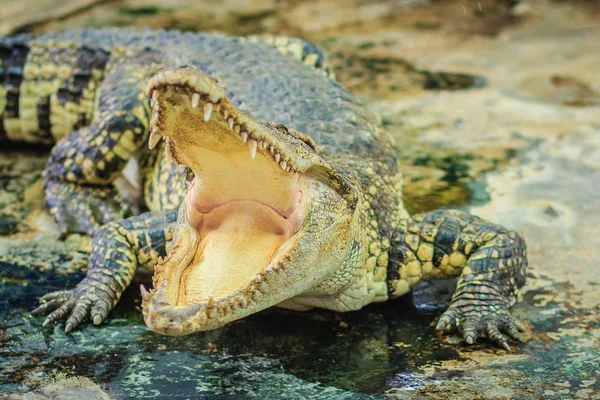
[141,67,318,334]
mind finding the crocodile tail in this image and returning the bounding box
[0,32,112,145]
[0,34,33,142]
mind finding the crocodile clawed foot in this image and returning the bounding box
[436,305,526,351]
[31,280,114,332]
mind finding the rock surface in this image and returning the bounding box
[1,1,599,398]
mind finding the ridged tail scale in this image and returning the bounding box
[0,35,110,144]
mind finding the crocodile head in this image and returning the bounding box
[141,67,361,335]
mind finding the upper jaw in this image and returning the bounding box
[144,65,358,208]
[145,66,322,175]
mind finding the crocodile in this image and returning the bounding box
[0,28,528,350]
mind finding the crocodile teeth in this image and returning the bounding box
[191,92,200,108]
[280,160,287,170]
[140,284,150,300]
[152,90,159,106]
[241,131,249,143]
[275,153,281,162]
[207,306,217,319]
[261,140,268,149]
[236,296,248,308]
[149,112,158,128]
[203,103,213,121]
[222,110,229,119]
[228,118,234,129]
[206,297,215,308]
[233,125,240,134]
[269,145,275,154]
[148,127,161,150]
[248,139,258,159]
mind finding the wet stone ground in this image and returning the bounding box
[1,0,599,399]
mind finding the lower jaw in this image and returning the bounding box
[167,199,293,304]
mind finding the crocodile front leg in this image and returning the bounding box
[388,209,527,350]
[32,209,177,332]
[44,61,158,237]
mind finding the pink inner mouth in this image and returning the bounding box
[168,138,307,306]
[187,179,303,220]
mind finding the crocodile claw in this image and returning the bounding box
[32,279,115,332]
[436,305,526,350]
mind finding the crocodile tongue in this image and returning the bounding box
[179,201,292,305]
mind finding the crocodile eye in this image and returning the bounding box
[273,124,318,153]
[293,131,318,153]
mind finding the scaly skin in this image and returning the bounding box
[0,28,527,350]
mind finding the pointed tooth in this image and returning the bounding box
[219,303,230,315]
[248,139,258,159]
[261,140,268,149]
[147,83,156,98]
[206,297,215,308]
[241,131,248,142]
[222,110,229,119]
[196,309,208,324]
[207,306,218,319]
[250,288,264,301]
[228,118,234,129]
[150,112,158,127]
[285,165,291,172]
[275,153,281,162]
[280,160,287,170]
[140,284,150,300]
[203,102,213,121]
[191,92,200,108]
[233,125,240,134]
[269,145,275,154]
[148,128,161,150]
[236,296,248,308]
[151,90,159,106]
[257,279,270,293]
